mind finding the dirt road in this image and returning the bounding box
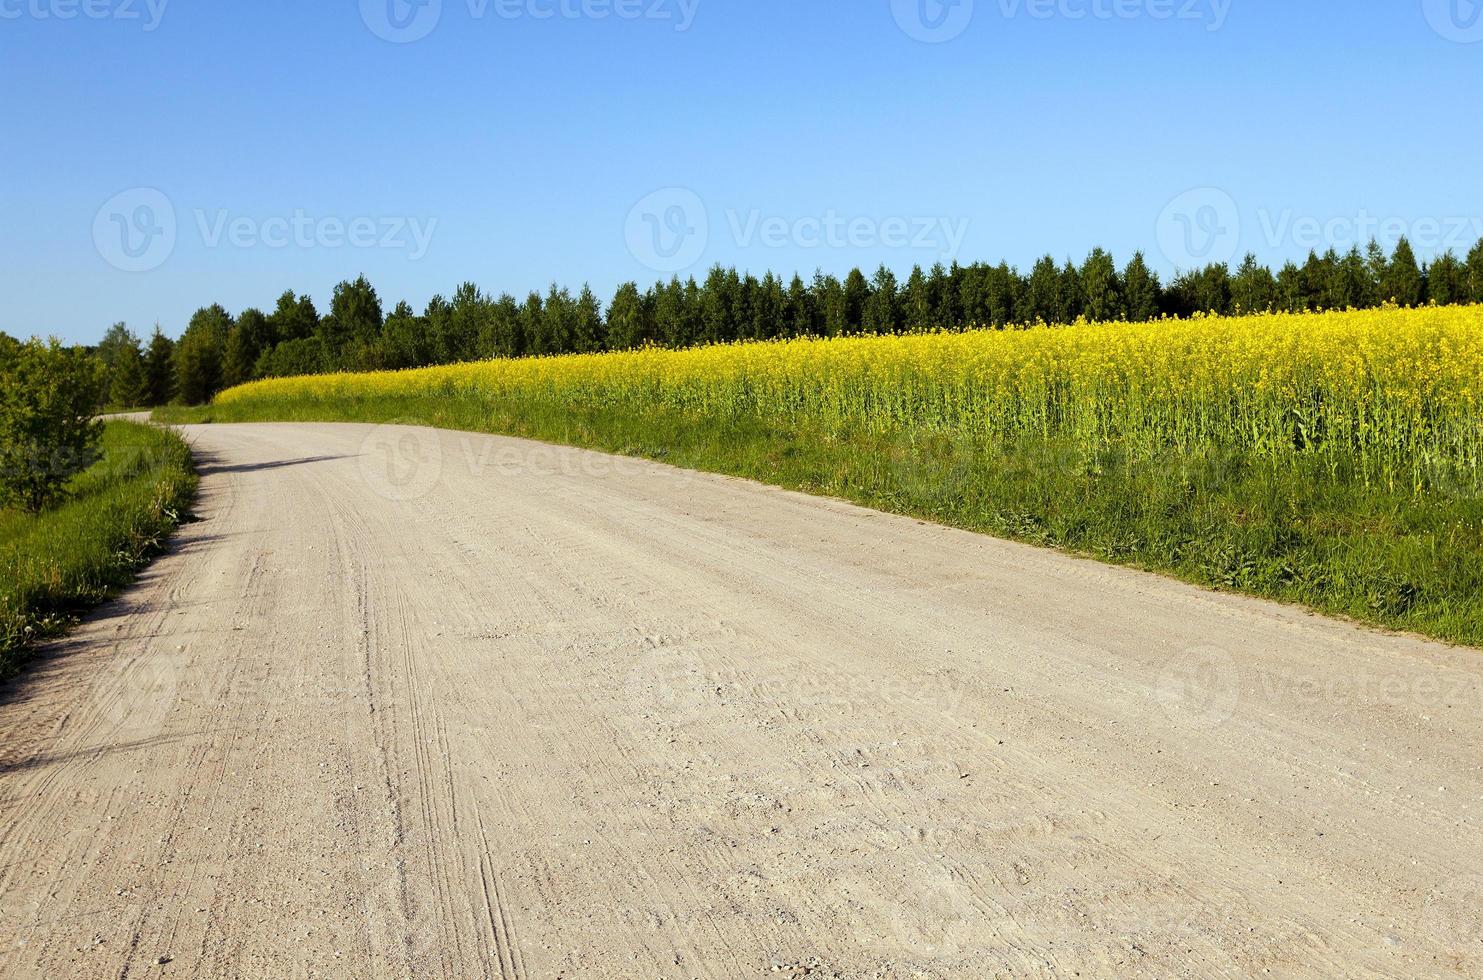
[1,422,1480,979]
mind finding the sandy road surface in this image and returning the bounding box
[1,422,1481,979]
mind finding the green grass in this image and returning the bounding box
[0,420,197,675]
[155,397,1483,648]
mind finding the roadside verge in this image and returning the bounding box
[0,420,196,677]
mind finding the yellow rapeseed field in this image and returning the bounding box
[218,305,1483,492]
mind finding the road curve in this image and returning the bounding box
[1,422,1480,979]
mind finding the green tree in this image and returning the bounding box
[108,338,148,408]
[750,273,786,341]
[1055,260,1083,324]
[440,283,488,364]
[1122,253,1160,322]
[1168,264,1231,316]
[1468,240,1483,303]
[255,337,326,379]
[983,262,1021,327]
[318,276,383,364]
[733,275,759,341]
[1231,253,1278,314]
[606,282,652,351]
[1336,247,1377,309]
[1296,251,1332,310]
[420,295,450,364]
[1365,239,1390,298]
[954,263,986,326]
[842,268,871,334]
[269,290,319,343]
[863,265,899,334]
[1079,248,1123,322]
[174,305,232,404]
[481,294,524,359]
[699,266,739,344]
[901,266,932,332]
[1382,237,1423,306]
[928,263,957,328]
[144,326,176,406]
[1198,263,1232,315]
[534,286,577,355]
[652,279,690,348]
[572,285,607,352]
[1425,252,1467,306]
[1275,261,1305,312]
[0,339,105,513]
[96,323,146,407]
[519,289,548,352]
[377,301,435,369]
[95,322,136,374]
[681,277,704,346]
[1024,256,1059,324]
[814,272,848,337]
[222,308,273,388]
[785,274,816,337]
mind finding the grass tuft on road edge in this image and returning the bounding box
[155,397,1483,648]
[0,420,196,677]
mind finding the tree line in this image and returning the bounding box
[95,236,1483,406]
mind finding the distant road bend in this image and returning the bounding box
[0,422,1480,978]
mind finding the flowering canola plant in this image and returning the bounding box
[218,305,1483,493]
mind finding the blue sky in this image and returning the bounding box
[3,0,1481,344]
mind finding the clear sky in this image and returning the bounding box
[3,0,1481,344]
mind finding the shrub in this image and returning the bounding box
[0,339,105,513]
[0,421,196,673]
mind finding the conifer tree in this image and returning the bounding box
[1383,237,1423,306]
[1467,239,1483,303]
[144,326,176,406]
[1079,248,1123,322]
[901,266,932,332]
[1025,256,1059,324]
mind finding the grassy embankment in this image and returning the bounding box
[156,306,1483,646]
[0,421,196,676]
